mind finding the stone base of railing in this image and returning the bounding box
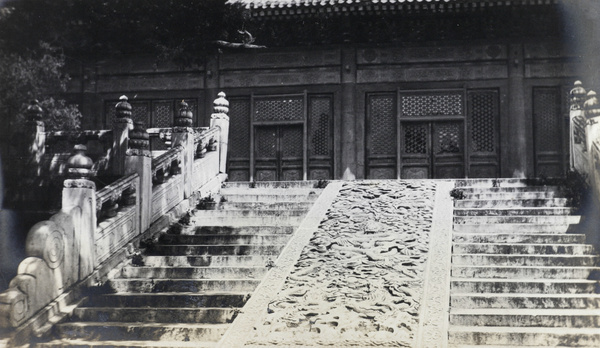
[0,173,227,348]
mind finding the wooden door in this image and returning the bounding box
[254,125,304,181]
[533,87,564,177]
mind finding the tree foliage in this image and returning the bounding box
[0,42,81,132]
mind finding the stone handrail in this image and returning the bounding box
[0,93,230,344]
[96,173,138,212]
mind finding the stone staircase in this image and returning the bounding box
[448,179,600,347]
[37,181,322,348]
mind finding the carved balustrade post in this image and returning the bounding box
[570,81,588,173]
[125,121,152,232]
[111,96,134,176]
[584,90,600,184]
[62,145,97,280]
[17,100,47,205]
[210,92,230,174]
[171,100,195,198]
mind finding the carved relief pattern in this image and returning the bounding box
[403,123,428,154]
[469,92,496,153]
[309,97,332,157]
[368,94,396,156]
[44,230,65,269]
[401,94,462,117]
[251,181,436,346]
[229,98,251,158]
[573,115,586,146]
[255,97,304,122]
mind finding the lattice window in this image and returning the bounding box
[256,127,277,158]
[403,123,428,154]
[309,97,331,157]
[367,94,396,156]
[469,92,497,153]
[130,101,150,126]
[401,93,463,117]
[534,88,561,152]
[153,101,173,128]
[281,127,303,158]
[229,98,251,158]
[434,122,463,154]
[105,101,116,127]
[255,96,304,122]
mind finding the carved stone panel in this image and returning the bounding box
[220,49,341,70]
[221,68,340,88]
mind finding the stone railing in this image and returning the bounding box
[569,81,600,201]
[0,93,229,339]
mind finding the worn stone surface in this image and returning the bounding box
[248,180,436,347]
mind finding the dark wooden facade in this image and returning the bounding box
[70,0,579,181]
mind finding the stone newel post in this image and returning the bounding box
[62,145,97,280]
[584,91,600,154]
[171,100,195,198]
[126,121,152,232]
[111,96,134,176]
[210,92,230,174]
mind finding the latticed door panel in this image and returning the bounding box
[432,121,465,178]
[400,92,463,117]
[533,87,564,177]
[280,126,304,181]
[151,101,173,151]
[467,90,500,178]
[227,98,251,181]
[400,122,430,179]
[366,93,396,179]
[308,95,333,180]
[254,127,278,181]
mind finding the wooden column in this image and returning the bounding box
[506,43,529,178]
[341,48,357,180]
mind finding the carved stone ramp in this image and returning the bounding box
[35,181,325,348]
[448,179,600,347]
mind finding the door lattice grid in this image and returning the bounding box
[130,102,150,125]
[401,93,463,117]
[403,123,428,154]
[153,102,173,128]
[256,128,277,158]
[255,97,304,122]
[309,97,331,157]
[368,94,396,156]
[534,89,561,152]
[281,127,304,158]
[229,98,251,158]
[434,122,463,154]
[469,92,496,153]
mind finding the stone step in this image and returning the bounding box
[453,223,573,233]
[450,308,600,327]
[459,186,561,193]
[451,265,600,279]
[454,179,529,188]
[148,244,286,256]
[38,339,216,348]
[84,292,250,308]
[452,254,600,267]
[193,226,295,235]
[451,279,598,294]
[453,207,574,216]
[451,293,600,310]
[448,326,600,346]
[159,234,291,246]
[72,307,238,324]
[107,279,261,293]
[54,322,229,342]
[223,181,324,189]
[218,201,315,210]
[463,192,561,200]
[453,215,581,225]
[193,209,308,218]
[219,193,319,203]
[143,255,273,267]
[455,198,569,208]
[452,233,586,244]
[191,216,304,226]
[452,243,594,255]
[120,266,268,280]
